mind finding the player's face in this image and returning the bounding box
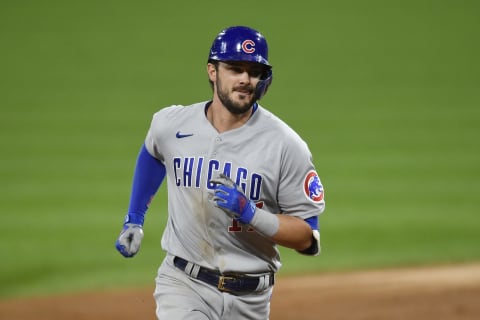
[214,62,265,114]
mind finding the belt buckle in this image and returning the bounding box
[217,275,236,292]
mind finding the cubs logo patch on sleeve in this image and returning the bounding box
[304,170,324,203]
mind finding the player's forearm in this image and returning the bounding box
[125,144,166,224]
[271,215,314,251]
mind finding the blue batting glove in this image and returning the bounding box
[115,223,144,258]
[210,173,256,224]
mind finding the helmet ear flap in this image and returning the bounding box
[254,69,273,100]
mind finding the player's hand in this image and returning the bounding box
[115,223,144,258]
[210,173,256,224]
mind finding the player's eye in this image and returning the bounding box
[230,66,244,74]
[224,63,264,78]
[249,68,264,78]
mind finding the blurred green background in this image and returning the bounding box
[1,0,479,299]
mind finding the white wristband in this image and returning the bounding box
[250,208,279,238]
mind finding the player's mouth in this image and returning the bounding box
[234,87,254,96]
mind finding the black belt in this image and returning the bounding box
[173,256,274,294]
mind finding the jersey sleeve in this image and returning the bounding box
[277,130,325,220]
[145,109,166,161]
[276,131,324,256]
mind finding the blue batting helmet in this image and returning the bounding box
[208,26,273,100]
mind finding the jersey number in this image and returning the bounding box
[228,202,263,233]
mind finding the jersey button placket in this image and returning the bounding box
[211,136,222,157]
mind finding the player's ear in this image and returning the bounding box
[207,62,217,82]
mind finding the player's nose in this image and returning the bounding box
[238,70,251,84]
[239,69,250,81]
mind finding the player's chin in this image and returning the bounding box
[226,103,252,115]
[235,93,256,106]
[237,102,255,113]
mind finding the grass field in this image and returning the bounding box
[1,0,479,299]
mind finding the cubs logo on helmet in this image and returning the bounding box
[241,40,255,54]
[304,170,324,203]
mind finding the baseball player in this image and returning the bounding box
[115,26,325,319]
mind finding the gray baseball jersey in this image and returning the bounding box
[145,101,325,274]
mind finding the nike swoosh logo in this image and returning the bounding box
[176,131,194,138]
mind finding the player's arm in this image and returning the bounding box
[115,144,166,258]
[273,214,320,254]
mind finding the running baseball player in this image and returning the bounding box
[115,26,325,319]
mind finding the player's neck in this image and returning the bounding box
[207,101,253,133]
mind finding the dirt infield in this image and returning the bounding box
[1,263,480,319]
